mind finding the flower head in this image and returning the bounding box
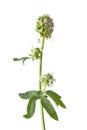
[29,48,41,60]
[36,14,54,39]
[40,73,55,87]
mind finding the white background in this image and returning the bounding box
[0,0,87,130]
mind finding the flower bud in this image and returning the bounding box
[36,15,54,39]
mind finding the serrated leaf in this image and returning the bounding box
[19,90,40,99]
[23,97,36,119]
[41,96,58,121]
[46,90,66,109]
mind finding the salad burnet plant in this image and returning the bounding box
[13,14,66,130]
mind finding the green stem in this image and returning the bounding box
[39,37,46,130]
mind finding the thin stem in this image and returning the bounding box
[40,103,45,130]
[39,36,45,90]
[43,86,47,93]
[39,37,46,130]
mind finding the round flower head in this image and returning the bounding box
[29,48,41,60]
[36,14,54,39]
[40,73,55,87]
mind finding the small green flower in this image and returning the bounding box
[36,14,54,39]
[29,48,41,60]
[40,73,55,87]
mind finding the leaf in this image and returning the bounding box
[46,90,61,99]
[57,99,66,108]
[19,90,40,99]
[23,97,36,119]
[23,94,40,119]
[22,57,30,65]
[41,96,58,121]
[13,57,30,65]
[46,90,66,109]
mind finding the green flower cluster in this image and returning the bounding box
[13,47,42,64]
[29,48,41,60]
[36,15,54,38]
[40,73,55,87]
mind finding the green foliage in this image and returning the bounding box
[19,89,66,120]
[46,90,66,108]
[22,91,41,119]
[23,97,36,119]
[46,90,61,99]
[13,57,30,65]
[19,90,40,99]
[41,96,58,121]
